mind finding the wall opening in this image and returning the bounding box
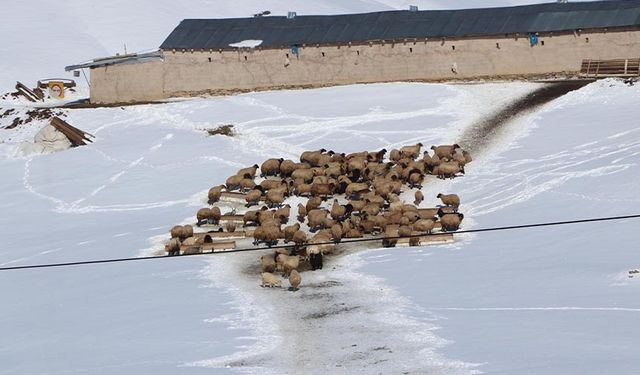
[286,53,289,58]
[452,45,456,50]
[409,47,413,53]
[321,52,325,57]
[585,37,589,43]
[244,56,247,61]
[208,57,212,62]
[356,50,360,55]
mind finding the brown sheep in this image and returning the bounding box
[324,164,344,178]
[171,225,185,238]
[237,164,259,178]
[433,161,465,179]
[292,230,307,247]
[260,179,285,191]
[207,185,223,204]
[245,188,263,207]
[300,149,327,166]
[165,238,181,256]
[291,168,315,183]
[261,272,282,288]
[383,225,399,247]
[297,203,307,222]
[439,212,464,232]
[226,221,237,233]
[260,158,283,177]
[348,199,367,213]
[362,203,381,217]
[311,182,336,198]
[288,269,302,291]
[225,174,243,191]
[307,209,329,231]
[400,143,423,159]
[413,218,437,234]
[389,149,402,162]
[431,144,461,159]
[239,178,256,192]
[418,208,439,219]
[414,191,424,206]
[345,226,364,238]
[183,225,194,239]
[209,207,221,225]
[367,148,387,163]
[196,208,212,225]
[257,209,276,225]
[253,224,280,247]
[279,159,297,177]
[283,223,301,242]
[403,211,420,224]
[265,190,285,208]
[243,209,261,226]
[398,225,413,238]
[345,182,370,198]
[306,196,323,213]
[408,172,424,188]
[276,254,300,276]
[437,193,460,211]
[295,183,312,197]
[274,204,291,224]
[331,223,343,243]
[330,200,352,221]
[261,254,277,273]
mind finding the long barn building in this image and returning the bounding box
[68,0,640,104]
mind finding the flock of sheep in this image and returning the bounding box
[166,143,471,291]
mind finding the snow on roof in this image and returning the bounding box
[229,39,263,48]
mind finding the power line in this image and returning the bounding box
[1,214,638,272]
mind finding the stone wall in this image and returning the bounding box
[90,29,640,104]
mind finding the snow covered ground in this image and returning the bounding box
[2,79,639,374]
[2,1,639,374]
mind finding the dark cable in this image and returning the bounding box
[1,214,638,272]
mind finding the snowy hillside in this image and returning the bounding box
[2,1,639,375]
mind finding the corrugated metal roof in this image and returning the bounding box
[160,1,640,50]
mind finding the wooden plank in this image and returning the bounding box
[193,231,248,239]
[51,117,95,141]
[180,240,237,254]
[395,233,454,246]
[15,81,41,102]
[50,117,87,146]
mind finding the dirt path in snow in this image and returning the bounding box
[458,81,588,156]
[200,81,593,374]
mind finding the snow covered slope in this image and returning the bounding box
[2,1,638,374]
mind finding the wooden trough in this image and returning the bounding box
[394,233,454,247]
[181,240,236,254]
[193,231,248,240]
[220,191,249,203]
